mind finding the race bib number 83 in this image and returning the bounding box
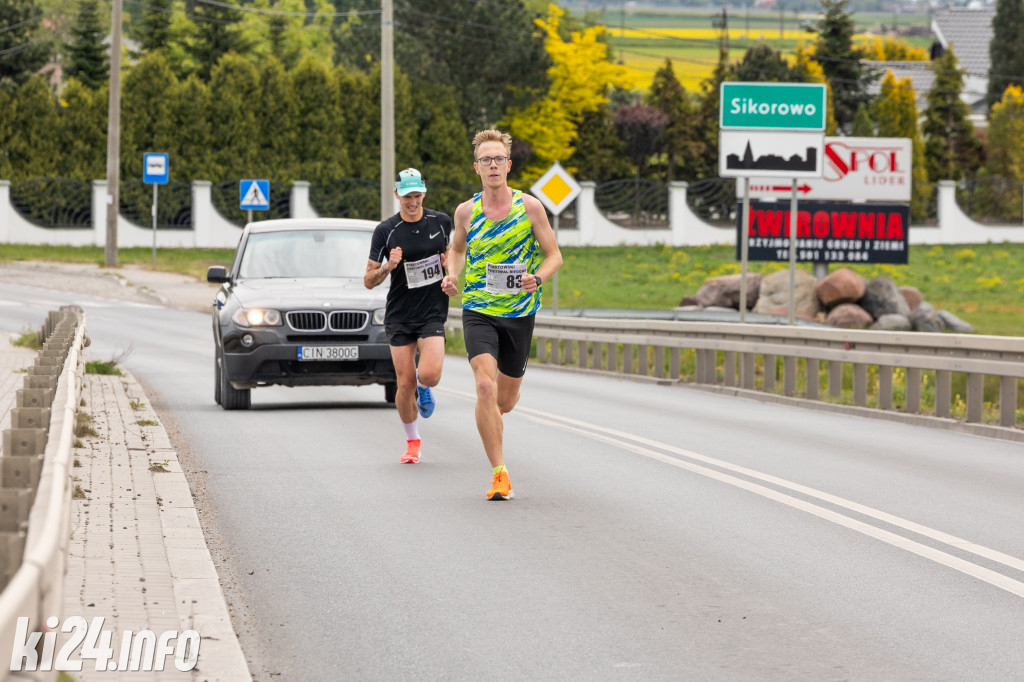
[484,262,528,295]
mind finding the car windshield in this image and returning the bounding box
[237,230,369,279]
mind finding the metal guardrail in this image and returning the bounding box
[0,307,86,682]
[446,308,1023,439]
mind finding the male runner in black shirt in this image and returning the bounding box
[365,168,453,463]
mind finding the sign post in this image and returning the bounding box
[530,162,581,316]
[240,179,270,225]
[719,82,826,324]
[143,153,169,266]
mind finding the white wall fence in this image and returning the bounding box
[2,178,1024,249]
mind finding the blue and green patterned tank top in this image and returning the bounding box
[462,190,541,318]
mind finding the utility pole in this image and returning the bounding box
[380,0,395,220]
[779,0,785,39]
[104,0,123,266]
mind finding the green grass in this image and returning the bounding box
[0,245,234,282]
[85,360,122,375]
[540,243,1024,337]
[9,325,41,350]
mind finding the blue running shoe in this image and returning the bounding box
[416,386,435,418]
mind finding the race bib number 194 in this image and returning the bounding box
[404,254,443,289]
[484,262,528,295]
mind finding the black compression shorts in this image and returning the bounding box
[462,309,536,378]
[386,320,446,346]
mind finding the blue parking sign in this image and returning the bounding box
[240,179,270,210]
[143,153,169,184]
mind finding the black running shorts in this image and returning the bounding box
[461,309,536,378]
[386,320,446,346]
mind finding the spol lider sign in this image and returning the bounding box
[720,82,827,131]
[736,201,909,264]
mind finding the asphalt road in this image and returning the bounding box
[3,281,1024,681]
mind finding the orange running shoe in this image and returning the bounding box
[486,470,513,500]
[400,439,421,464]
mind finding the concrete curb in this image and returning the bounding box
[62,369,252,680]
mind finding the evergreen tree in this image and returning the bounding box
[208,54,260,180]
[985,85,1024,181]
[56,78,106,180]
[129,0,173,57]
[729,44,802,83]
[121,53,178,182]
[291,56,345,183]
[851,103,874,136]
[6,76,60,179]
[334,0,549,134]
[0,88,14,178]
[813,0,877,134]
[694,48,730,180]
[409,83,474,212]
[873,70,929,221]
[66,0,109,89]
[922,45,982,183]
[569,105,631,182]
[0,0,56,90]
[792,42,838,135]
[169,75,214,180]
[188,1,251,81]
[648,60,704,183]
[335,65,376,180]
[256,57,299,182]
[987,0,1024,110]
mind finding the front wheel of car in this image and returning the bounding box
[384,382,397,404]
[218,349,251,410]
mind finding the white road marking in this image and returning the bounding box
[439,387,1024,599]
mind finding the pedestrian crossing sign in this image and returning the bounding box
[239,179,270,210]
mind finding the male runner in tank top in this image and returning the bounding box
[365,168,452,464]
[441,130,563,500]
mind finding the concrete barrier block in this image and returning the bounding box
[23,374,56,392]
[0,457,42,490]
[0,489,32,533]
[0,530,27,592]
[15,388,51,408]
[26,364,58,376]
[34,355,63,368]
[1,429,47,456]
[11,407,50,430]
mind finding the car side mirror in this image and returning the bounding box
[207,266,229,283]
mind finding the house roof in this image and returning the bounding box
[930,7,994,81]
[864,60,936,111]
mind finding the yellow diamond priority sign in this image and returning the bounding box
[531,162,581,216]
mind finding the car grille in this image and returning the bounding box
[330,311,368,331]
[286,310,369,332]
[287,311,326,331]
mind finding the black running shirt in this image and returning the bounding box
[369,209,453,325]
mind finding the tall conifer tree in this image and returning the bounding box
[66,0,109,89]
[923,46,982,183]
[987,0,1024,109]
[0,0,54,90]
[813,0,877,133]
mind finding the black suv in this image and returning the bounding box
[208,218,397,410]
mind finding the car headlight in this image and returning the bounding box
[232,308,282,327]
[372,308,386,325]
